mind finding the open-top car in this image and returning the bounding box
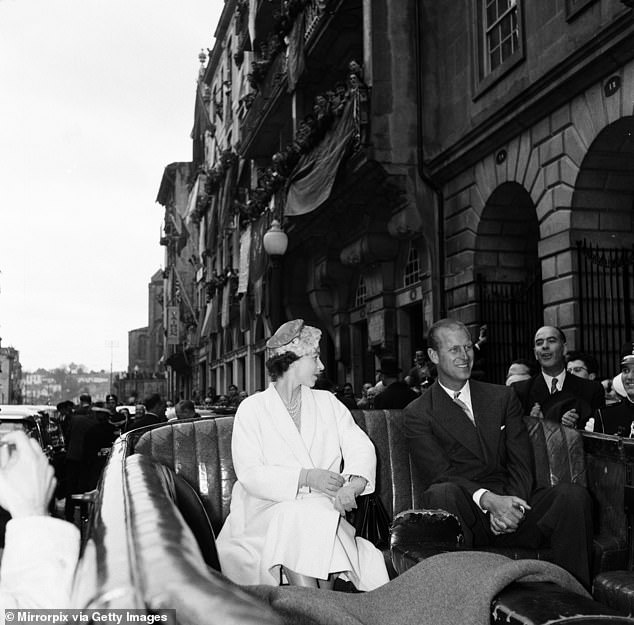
[0,404,65,459]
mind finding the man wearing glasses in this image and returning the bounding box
[566,351,599,381]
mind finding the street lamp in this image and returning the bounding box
[134,365,140,400]
[263,219,288,328]
[262,219,288,260]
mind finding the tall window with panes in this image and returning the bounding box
[474,0,523,90]
[403,243,422,288]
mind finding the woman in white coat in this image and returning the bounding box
[216,319,389,590]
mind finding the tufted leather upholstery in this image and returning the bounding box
[524,416,587,488]
[134,417,236,535]
[77,410,634,624]
[127,411,625,579]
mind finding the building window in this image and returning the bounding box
[404,244,422,287]
[473,0,524,95]
[354,276,366,308]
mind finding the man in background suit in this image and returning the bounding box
[403,318,593,587]
[512,326,604,429]
[373,356,418,409]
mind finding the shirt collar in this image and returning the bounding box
[542,370,566,390]
[438,379,471,404]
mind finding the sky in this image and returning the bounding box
[0,0,224,373]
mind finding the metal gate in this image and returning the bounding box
[477,274,543,384]
[576,240,634,378]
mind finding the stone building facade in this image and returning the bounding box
[157,0,634,397]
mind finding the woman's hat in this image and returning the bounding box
[266,319,321,358]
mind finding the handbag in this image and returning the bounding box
[349,493,391,549]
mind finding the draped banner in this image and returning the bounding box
[166,306,180,345]
[285,101,356,216]
[286,10,305,93]
[221,284,231,328]
[201,301,214,338]
[249,217,268,282]
[185,176,200,223]
[238,223,252,294]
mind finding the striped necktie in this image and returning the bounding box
[453,391,475,426]
[550,378,559,394]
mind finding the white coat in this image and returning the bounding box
[216,384,389,590]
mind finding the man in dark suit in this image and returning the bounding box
[512,326,604,429]
[404,319,593,587]
[373,356,418,409]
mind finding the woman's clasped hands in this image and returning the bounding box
[303,469,364,515]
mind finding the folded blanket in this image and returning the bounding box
[258,551,589,625]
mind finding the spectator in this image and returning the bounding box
[78,408,118,492]
[238,390,248,403]
[471,324,489,381]
[336,382,358,410]
[566,351,599,381]
[512,326,604,429]
[356,383,375,409]
[126,394,167,431]
[373,356,418,409]
[175,400,199,420]
[55,400,75,447]
[116,407,131,431]
[227,384,241,408]
[505,358,535,386]
[408,350,428,386]
[104,393,118,417]
[64,393,96,521]
[598,343,634,435]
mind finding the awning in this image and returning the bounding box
[285,101,356,217]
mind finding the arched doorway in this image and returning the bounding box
[475,182,541,383]
[571,116,634,377]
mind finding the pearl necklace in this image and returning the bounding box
[284,390,302,429]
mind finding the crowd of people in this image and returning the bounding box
[319,325,634,437]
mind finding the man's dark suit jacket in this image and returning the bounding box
[512,373,604,428]
[373,381,419,410]
[403,380,534,502]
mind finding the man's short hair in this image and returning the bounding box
[79,393,92,404]
[427,319,470,352]
[143,393,162,411]
[566,350,599,375]
[535,326,566,344]
[176,399,195,413]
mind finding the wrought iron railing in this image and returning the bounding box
[576,240,634,378]
[477,273,543,384]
